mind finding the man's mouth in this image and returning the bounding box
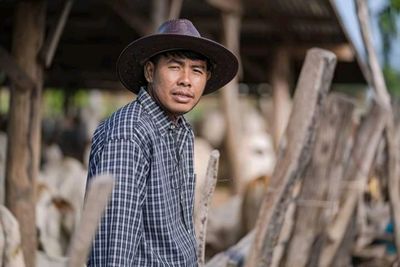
[171,90,194,103]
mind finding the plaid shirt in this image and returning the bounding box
[86,88,197,266]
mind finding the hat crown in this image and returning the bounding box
[157,19,201,37]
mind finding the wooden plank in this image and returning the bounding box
[245,48,337,267]
[39,0,74,68]
[168,0,183,20]
[206,0,242,13]
[152,0,168,32]
[270,48,291,151]
[0,46,35,91]
[220,12,242,194]
[355,0,390,110]
[283,93,355,267]
[196,150,219,266]
[355,0,400,258]
[5,1,46,266]
[67,175,114,267]
[288,44,354,62]
[318,102,386,267]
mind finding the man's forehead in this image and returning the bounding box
[163,53,208,63]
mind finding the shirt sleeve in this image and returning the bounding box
[87,138,149,267]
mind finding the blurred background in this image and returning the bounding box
[0,0,400,266]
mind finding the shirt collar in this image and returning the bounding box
[137,87,192,135]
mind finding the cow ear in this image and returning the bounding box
[52,197,74,213]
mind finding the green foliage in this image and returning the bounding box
[391,0,400,11]
[378,0,400,97]
[73,90,89,107]
[0,89,9,114]
[383,65,400,96]
[379,8,397,35]
[43,89,64,117]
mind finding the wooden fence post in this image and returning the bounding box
[67,175,114,267]
[318,102,387,267]
[283,93,355,267]
[5,1,46,266]
[355,0,400,256]
[245,48,337,267]
[220,11,242,194]
[196,150,220,266]
[271,48,292,151]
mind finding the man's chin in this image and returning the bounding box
[169,104,195,115]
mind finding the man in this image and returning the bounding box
[86,19,238,266]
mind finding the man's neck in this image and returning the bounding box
[146,86,180,125]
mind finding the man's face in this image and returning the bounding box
[144,55,210,117]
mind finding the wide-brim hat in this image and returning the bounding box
[116,19,239,95]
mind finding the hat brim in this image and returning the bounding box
[116,34,238,95]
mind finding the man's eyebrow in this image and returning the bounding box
[167,58,184,65]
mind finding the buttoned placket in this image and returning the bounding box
[170,123,193,234]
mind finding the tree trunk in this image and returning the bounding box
[5,1,46,266]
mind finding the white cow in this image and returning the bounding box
[0,205,26,267]
[37,148,87,257]
[195,103,277,254]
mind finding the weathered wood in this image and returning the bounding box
[196,150,220,267]
[67,175,113,267]
[283,93,355,267]
[270,48,291,151]
[331,214,356,267]
[318,102,386,267]
[5,1,46,266]
[0,46,35,91]
[152,0,168,32]
[270,186,299,267]
[355,0,400,256]
[356,0,390,111]
[287,44,355,62]
[220,12,242,194]
[386,120,400,258]
[207,0,242,13]
[245,48,337,267]
[40,0,74,68]
[168,0,183,20]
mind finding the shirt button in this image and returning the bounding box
[170,124,176,130]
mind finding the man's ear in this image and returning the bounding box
[206,71,211,81]
[144,61,155,83]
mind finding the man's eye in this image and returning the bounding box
[193,68,204,74]
[169,65,179,69]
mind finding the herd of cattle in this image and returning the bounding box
[0,100,277,266]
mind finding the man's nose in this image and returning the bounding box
[178,68,191,87]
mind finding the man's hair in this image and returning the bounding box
[148,50,214,72]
